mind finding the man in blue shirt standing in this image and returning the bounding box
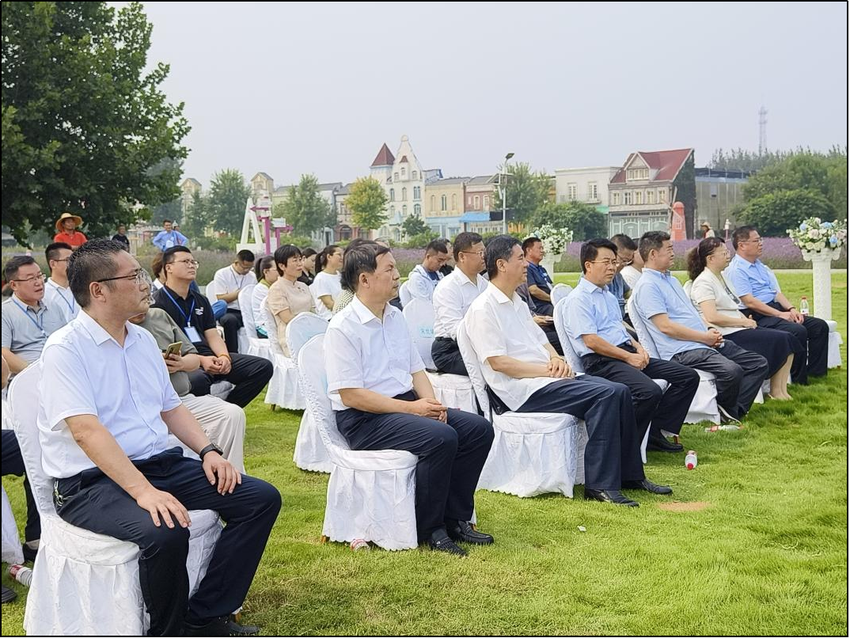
[522,237,554,316]
[726,225,828,385]
[152,219,188,252]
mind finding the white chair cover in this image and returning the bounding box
[398,281,413,308]
[238,285,271,361]
[826,320,843,369]
[2,485,24,565]
[627,297,721,424]
[286,313,333,473]
[550,283,573,307]
[262,299,306,410]
[205,279,250,354]
[297,335,418,550]
[456,319,582,498]
[7,363,222,636]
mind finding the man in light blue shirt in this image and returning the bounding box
[563,239,699,452]
[631,231,768,422]
[152,219,188,251]
[726,225,828,384]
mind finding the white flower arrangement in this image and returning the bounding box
[787,217,847,253]
[531,224,573,256]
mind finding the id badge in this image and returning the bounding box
[184,326,202,343]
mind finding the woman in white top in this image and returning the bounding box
[251,255,278,337]
[310,244,343,320]
[687,238,794,400]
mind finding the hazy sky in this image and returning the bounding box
[137,2,847,187]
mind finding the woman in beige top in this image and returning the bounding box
[267,244,315,356]
[687,237,794,399]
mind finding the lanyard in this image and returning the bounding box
[162,288,196,328]
[48,280,75,315]
[12,299,46,336]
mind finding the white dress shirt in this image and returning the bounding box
[311,271,342,320]
[251,282,270,333]
[432,269,489,339]
[325,296,425,412]
[44,278,79,323]
[38,310,181,478]
[213,265,257,311]
[407,264,444,302]
[465,282,557,412]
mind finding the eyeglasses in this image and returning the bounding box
[618,258,634,266]
[174,258,200,267]
[96,268,152,286]
[12,272,45,284]
[460,250,485,257]
[588,259,620,267]
[741,237,763,244]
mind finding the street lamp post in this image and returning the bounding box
[500,152,515,234]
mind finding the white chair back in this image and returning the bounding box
[204,279,220,307]
[553,296,585,374]
[239,284,258,334]
[398,281,413,307]
[402,297,436,369]
[286,312,329,360]
[627,296,661,359]
[455,318,492,419]
[263,297,288,357]
[551,283,573,306]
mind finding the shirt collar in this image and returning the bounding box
[577,277,604,294]
[351,295,395,325]
[76,309,141,348]
[487,281,517,305]
[12,294,46,313]
[643,267,673,280]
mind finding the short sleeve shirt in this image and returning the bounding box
[53,231,87,248]
[563,278,631,357]
[2,295,68,364]
[725,255,780,305]
[152,285,216,354]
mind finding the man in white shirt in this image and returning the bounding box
[326,243,494,557]
[212,250,257,353]
[40,239,280,636]
[406,239,449,302]
[465,236,670,507]
[431,232,488,376]
[43,242,79,324]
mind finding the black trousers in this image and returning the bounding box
[514,377,644,491]
[582,344,700,437]
[219,309,244,355]
[336,391,494,541]
[1,430,40,542]
[189,351,274,408]
[431,337,468,376]
[540,323,564,355]
[54,448,281,637]
[749,302,829,384]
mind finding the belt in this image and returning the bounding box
[435,336,455,342]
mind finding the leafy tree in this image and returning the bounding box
[403,231,439,249]
[492,162,550,226]
[402,215,429,238]
[207,169,251,236]
[739,189,835,237]
[1,1,189,245]
[281,174,335,236]
[151,198,183,226]
[532,201,607,241]
[182,190,210,239]
[347,177,388,231]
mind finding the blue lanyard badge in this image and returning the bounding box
[12,299,46,337]
[51,282,75,315]
[162,289,202,342]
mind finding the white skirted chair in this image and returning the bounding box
[204,280,250,354]
[401,297,477,414]
[398,280,413,308]
[262,298,306,410]
[550,283,573,307]
[238,285,271,361]
[7,362,222,636]
[2,486,24,565]
[286,313,333,473]
[826,320,843,368]
[456,318,584,498]
[627,297,721,424]
[296,335,418,550]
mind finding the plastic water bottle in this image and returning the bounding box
[350,539,370,551]
[704,425,742,432]
[8,564,33,587]
[685,450,698,470]
[799,297,809,316]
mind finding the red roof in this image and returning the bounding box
[370,143,395,167]
[610,148,693,183]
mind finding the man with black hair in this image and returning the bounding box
[522,236,554,316]
[152,246,273,409]
[326,242,495,556]
[40,239,280,636]
[44,241,79,323]
[152,219,188,252]
[611,234,643,289]
[407,239,449,301]
[211,250,257,353]
[111,224,131,252]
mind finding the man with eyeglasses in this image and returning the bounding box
[152,246,273,409]
[431,232,488,376]
[44,242,80,324]
[612,234,644,290]
[211,250,257,354]
[38,239,280,636]
[726,225,828,384]
[1,256,66,374]
[562,239,699,454]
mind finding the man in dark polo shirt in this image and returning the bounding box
[152,246,273,408]
[522,237,554,316]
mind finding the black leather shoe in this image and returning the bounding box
[446,520,494,545]
[646,433,684,452]
[185,615,259,636]
[1,585,16,604]
[583,488,639,507]
[425,529,468,556]
[622,478,673,495]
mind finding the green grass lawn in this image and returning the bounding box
[2,273,847,636]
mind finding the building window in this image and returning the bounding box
[414,204,421,216]
[474,195,480,209]
[402,187,407,201]
[401,167,406,178]
[635,191,643,205]
[441,195,447,211]
[390,188,395,202]
[658,189,667,203]
[451,194,457,211]
[412,171,418,180]
[647,190,654,204]
[413,186,420,200]
[390,205,395,215]
[612,192,620,206]
[588,182,598,201]
[624,191,633,205]
[627,168,649,181]
[483,195,489,209]
[431,195,436,211]
[567,183,577,200]
[394,172,399,182]
[468,195,473,206]
[403,205,407,215]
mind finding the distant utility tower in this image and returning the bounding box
[758,106,768,156]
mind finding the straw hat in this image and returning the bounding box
[700,221,711,228]
[55,212,83,232]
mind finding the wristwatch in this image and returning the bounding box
[199,443,223,461]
